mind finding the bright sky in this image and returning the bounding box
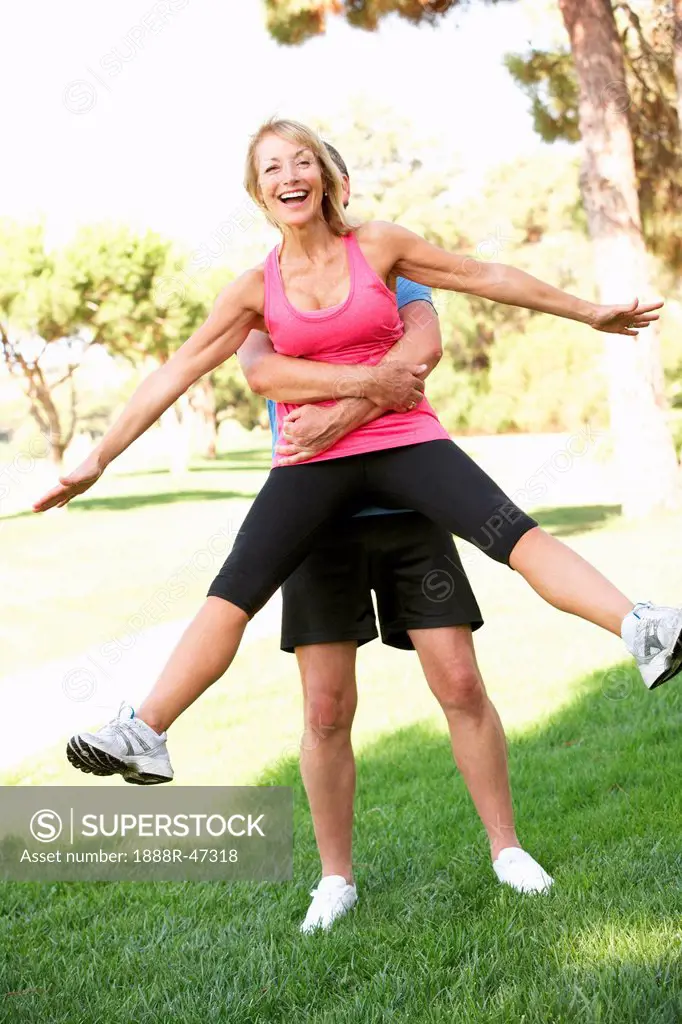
[2,0,558,253]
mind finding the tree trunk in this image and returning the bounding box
[188,377,218,459]
[160,398,192,477]
[558,0,680,517]
[51,442,66,466]
[674,0,682,136]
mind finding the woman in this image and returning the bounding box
[34,118,681,786]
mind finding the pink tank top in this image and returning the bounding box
[264,231,449,466]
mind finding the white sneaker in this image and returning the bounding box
[621,601,682,690]
[300,875,357,934]
[66,702,174,785]
[492,847,554,893]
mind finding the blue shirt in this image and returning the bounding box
[267,278,435,517]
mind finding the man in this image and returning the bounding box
[237,143,553,935]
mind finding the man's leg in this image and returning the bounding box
[296,641,359,883]
[278,515,374,930]
[410,624,553,891]
[409,624,518,860]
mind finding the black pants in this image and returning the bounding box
[207,439,537,617]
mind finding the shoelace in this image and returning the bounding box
[309,885,350,907]
[109,719,147,751]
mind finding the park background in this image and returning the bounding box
[1,1,681,1022]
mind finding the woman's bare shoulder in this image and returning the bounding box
[355,221,409,276]
[355,220,410,254]
[213,264,266,315]
[355,220,400,243]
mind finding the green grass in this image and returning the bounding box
[1,669,680,1023]
[0,450,271,678]
[533,503,621,537]
[2,443,682,1021]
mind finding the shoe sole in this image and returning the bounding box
[648,625,682,690]
[66,737,172,785]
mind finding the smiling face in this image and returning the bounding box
[245,118,352,238]
[255,133,325,229]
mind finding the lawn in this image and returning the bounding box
[1,441,681,1022]
[0,446,272,679]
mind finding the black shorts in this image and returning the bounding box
[208,439,538,618]
[280,510,483,652]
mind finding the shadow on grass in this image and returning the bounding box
[1,664,680,1022]
[252,663,681,1019]
[174,449,274,473]
[533,503,621,537]
[207,449,271,463]
[259,660,681,891]
[115,452,273,476]
[190,459,272,474]
[68,489,259,513]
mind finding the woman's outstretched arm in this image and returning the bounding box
[32,270,265,512]
[363,221,663,335]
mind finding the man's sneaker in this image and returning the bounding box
[66,702,174,785]
[300,875,357,934]
[621,602,682,690]
[492,847,554,894]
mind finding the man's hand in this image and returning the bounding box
[275,405,353,466]
[338,361,426,412]
[32,452,104,512]
[589,298,664,336]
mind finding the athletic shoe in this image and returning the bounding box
[621,601,682,690]
[66,702,174,785]
[300,875,358,934]
[492,847,554,893]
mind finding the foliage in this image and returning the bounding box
[211,358,267,431]
[505,1,682,272]
[262,0,512,45]
[58,223,207,364]
[0,222,261,461]
[0,219,86,461]
[312,102,464,244]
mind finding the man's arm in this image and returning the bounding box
[238,329,426,412]
[276,299,442,464]
[238,330,349,404]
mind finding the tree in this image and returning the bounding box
[0,221,94,465]
[61,224,216,471]
[312,101,464,245]
[263,0,510,45]
[506,3,682,273]
[556,0,680,515]
[0,222,254,470]
[674,0,682,139]
[264,0,682,516]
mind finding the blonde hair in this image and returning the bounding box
[244,118,353,237]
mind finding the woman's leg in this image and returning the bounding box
[296,641,359,883]
[135,598,248,734]
[507,526,631,634]
[104,461,365,743]
[370,441,632,635]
